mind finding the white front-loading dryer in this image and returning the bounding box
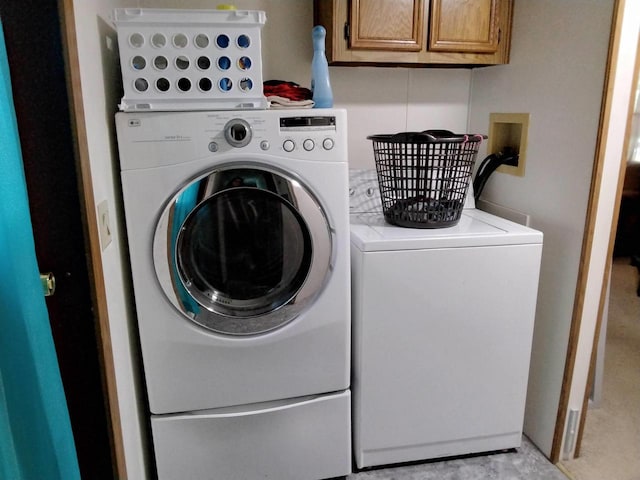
[116,109,351,480]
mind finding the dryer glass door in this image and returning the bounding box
[154,166,333,335]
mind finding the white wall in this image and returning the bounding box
[468,0,614,457]
[333,67,472,167]
[71,1,150,479]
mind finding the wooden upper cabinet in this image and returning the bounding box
[429,0,500,53]
[350,0,425,52]
[314,0,513,66]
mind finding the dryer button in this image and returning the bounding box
[260,140,270,151]
[303,139,315,151]
[323,138,335,150]
[208,142,219,153]
[283,139,295,152]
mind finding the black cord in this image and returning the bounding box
[473,151,519,201]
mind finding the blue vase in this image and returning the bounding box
[311,25,333,108]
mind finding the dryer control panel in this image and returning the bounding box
[116,109,347,171]
[278,115,336,154]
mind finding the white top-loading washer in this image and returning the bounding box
[349,169,543,469]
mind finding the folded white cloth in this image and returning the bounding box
[267,95,314,109]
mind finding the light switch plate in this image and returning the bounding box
[97,200,112,250]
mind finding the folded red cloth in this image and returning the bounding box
[263,81,312,101]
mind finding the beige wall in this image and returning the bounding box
[468,0,615,457]
[72,0,625,475]
[562,0,640,459]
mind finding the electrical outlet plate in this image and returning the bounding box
[488,113,530,177]
[98,200,112,251]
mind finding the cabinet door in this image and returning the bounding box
[429,0,500,53]
[314,0,512,65]
[349,0,425,51]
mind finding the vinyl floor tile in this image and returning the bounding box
[348,436,567,480]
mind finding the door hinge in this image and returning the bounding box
[344,22,350,41]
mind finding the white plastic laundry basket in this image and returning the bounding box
[114,8,268,111]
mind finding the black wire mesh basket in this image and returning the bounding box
[368,130,486,228]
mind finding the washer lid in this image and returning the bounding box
[350,209,543,252]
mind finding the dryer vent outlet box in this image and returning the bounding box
[113,8,268,112]
[488,113,530,177]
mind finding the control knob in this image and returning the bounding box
[224,119,252,148]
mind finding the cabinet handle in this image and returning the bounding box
[344,22,350,41]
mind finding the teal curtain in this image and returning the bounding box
[0,19,80,480]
